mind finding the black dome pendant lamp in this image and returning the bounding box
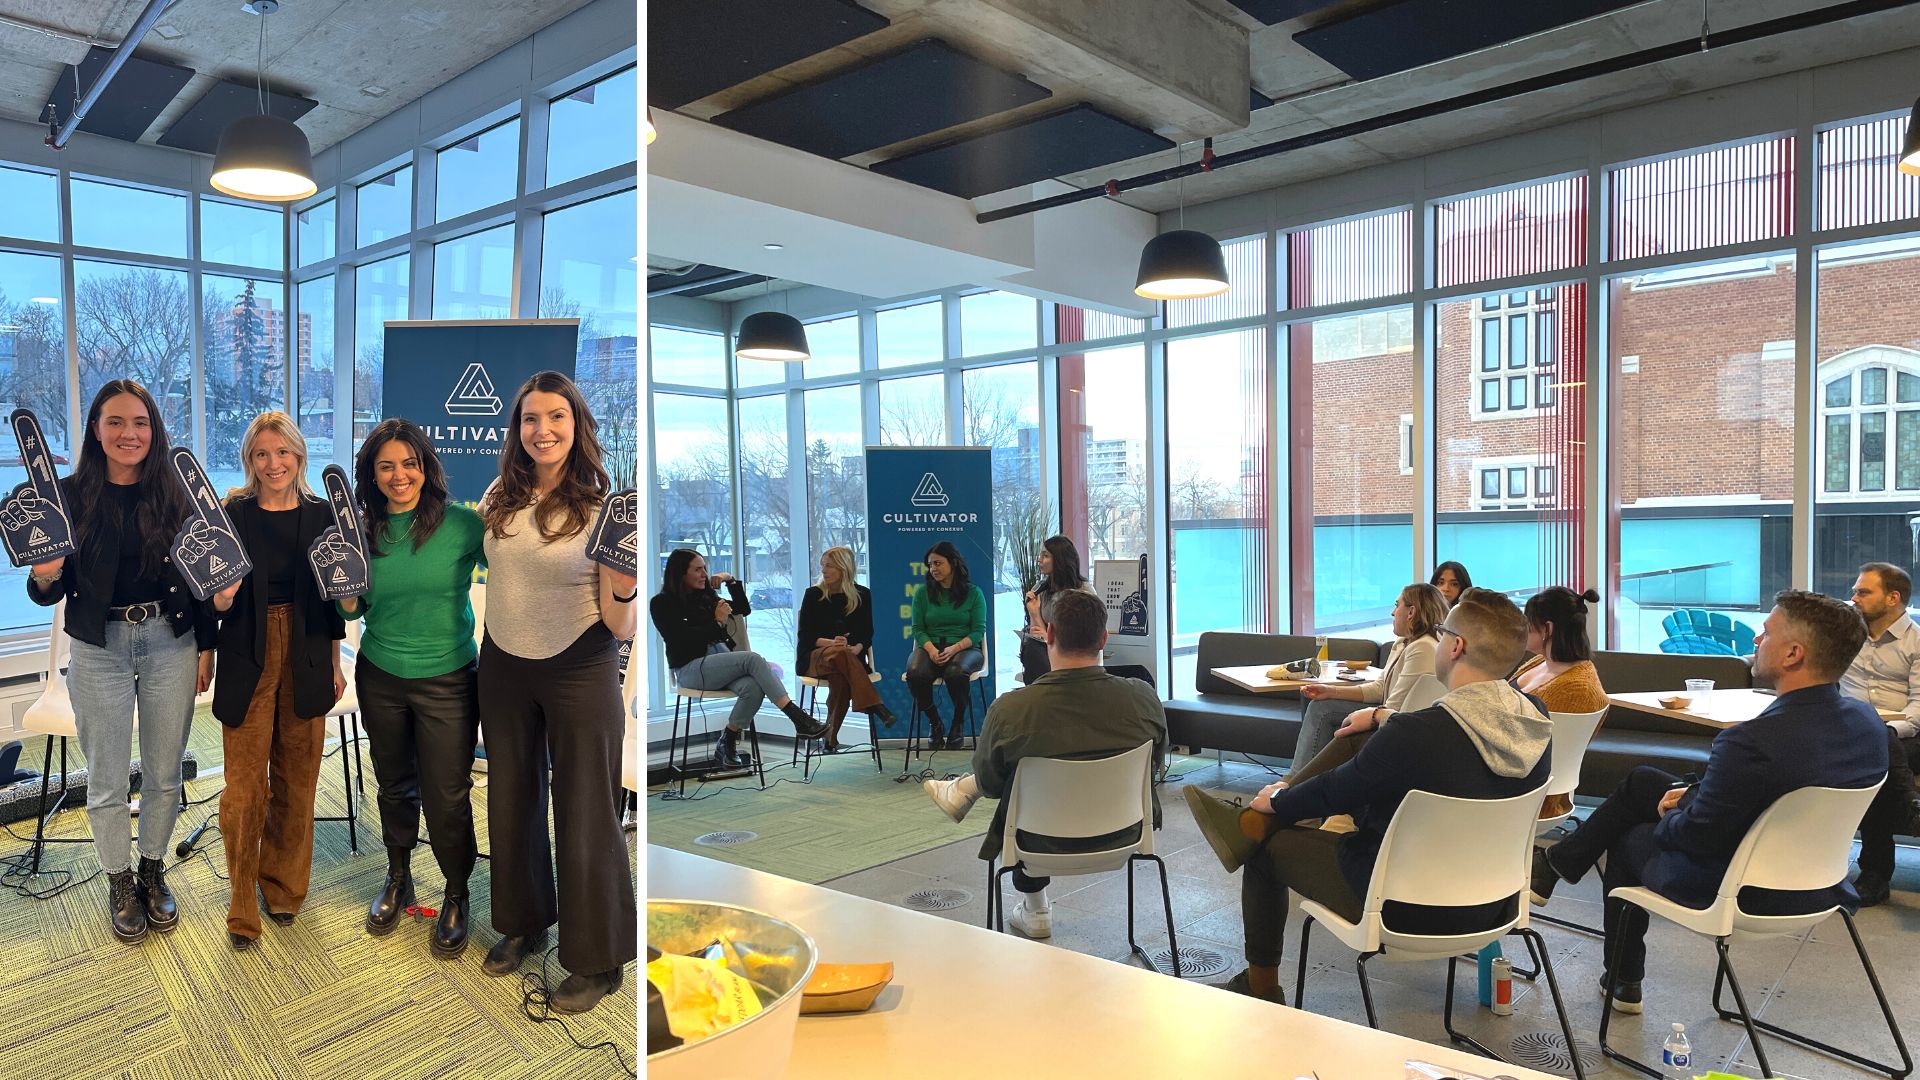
[210,1,316,203]
[1900,96,1920,177]
[1135,140,1228,301]
[735,277,810,362]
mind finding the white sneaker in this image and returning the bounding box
[1008,899,1052,939]
[923,776,976,823]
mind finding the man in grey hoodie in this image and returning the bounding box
[1186,587,1553,1005]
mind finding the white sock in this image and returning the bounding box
[954,774,981,807]
[1025,885,1050,912]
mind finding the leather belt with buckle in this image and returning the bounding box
[109,601,163,624]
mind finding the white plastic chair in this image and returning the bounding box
[898,639,991,770]
[1294,784,1584,1080]
[1597,781,1910,1080]
[19,600,88,875]
[984,742,1181,976]
[1398,673,1448,712]
[1536,707,1607,834]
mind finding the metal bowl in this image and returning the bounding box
[646,900,820,1080]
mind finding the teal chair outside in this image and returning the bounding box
[1659,633,1737,656]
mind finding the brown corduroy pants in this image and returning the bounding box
[220,605,327,940]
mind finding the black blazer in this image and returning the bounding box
[26,476,217,650]
[795,584,874,673]
[210,495,347,727]
[649,579,749,670]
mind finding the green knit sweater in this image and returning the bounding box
[910,583,986,648]
[339,504,485,679]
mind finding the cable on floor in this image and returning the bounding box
[519,942,636,1078]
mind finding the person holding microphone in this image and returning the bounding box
[338,418,485,956]
[26,380,216,944]
[207,412,346,950]
[477,372,636,1013]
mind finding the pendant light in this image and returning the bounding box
[735,278,809,362]
[1900,96,1920,177]
[210,1,316,203]
[645,107,657,146]
[1135,141,1229,300]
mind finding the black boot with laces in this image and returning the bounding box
[108,869,148,944]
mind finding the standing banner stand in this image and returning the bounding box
[865,447,995,762]
[1094,555,1158,688]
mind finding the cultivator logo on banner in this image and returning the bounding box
[445,362,503,416]
[910,472,948,507]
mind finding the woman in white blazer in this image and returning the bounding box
[1287,582,1449,781]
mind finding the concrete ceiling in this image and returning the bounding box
[0,0,596,153]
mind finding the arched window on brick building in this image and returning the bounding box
[1819,345,1920,498]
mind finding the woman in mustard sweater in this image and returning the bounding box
[339,419,485,958]
[905,541,987,749]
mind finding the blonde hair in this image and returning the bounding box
[228,411,316,502]
[816,545,861,615]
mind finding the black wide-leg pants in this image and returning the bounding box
[479,625,637,976]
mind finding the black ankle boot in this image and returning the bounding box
[782,700,827,738]
[869,702,897,730]
[714,729,750,768]
[108,869,148,944]
[366,847,414,936]
[432,890,469,959]
[483,929,548,977]
[551,967,625,1014]
[136,856,178,932]
[926,710,947,749]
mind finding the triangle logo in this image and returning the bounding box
[331,566,348,583]
[208,555,227,575]
[446,362,504,416]
[618,531,638,553]
[910,472,949,508]
[27,527,48,545]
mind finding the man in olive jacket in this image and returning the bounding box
[923,588,1166,939]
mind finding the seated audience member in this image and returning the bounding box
[922,589,1167,939]
[1511,586,1611,819]
[905,541,988,749]
[1431,561,1472,608]
[1019,534,1096,684]
[1530,590,1886,1013]
[1185,588,1551,1005]
[1840,562,1920,906]
[795,546,896,752]
[1290,583,1447,782]
[649,549,827,768]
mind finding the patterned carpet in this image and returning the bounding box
[0,710,638,1080]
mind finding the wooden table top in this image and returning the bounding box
[646,845,1556,1079]
[1211,662,1383,694]
[1608,687,1903,730]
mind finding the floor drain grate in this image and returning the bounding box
[902,888,971,911]
[1508,1031,1601,1072]
[692,830,757,847]
[1149,946,1232,978]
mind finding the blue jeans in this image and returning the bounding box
[67,620,199,874]
[673,649,786,730]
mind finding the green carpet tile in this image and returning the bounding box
[0,715,638,1080]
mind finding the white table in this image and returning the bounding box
[1608,688,1904,730]
[1212,663,1383,694]
[647,845,1558,1079]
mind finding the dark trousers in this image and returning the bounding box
[480,627,637,977]
[1242,825,1364,967]
[357,655,480,890]
[1018,633,1049,684]
[1543,764,1674,982]
[1858,727,1920,878]
[905,645,983,729]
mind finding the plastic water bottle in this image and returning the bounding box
[1662,1022,1693,1078]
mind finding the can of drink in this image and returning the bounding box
[1491,956,1513,1015]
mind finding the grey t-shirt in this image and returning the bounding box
[481,498,601,660]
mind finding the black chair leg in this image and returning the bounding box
[1714,937,1773,1080]
[1294,916,1314,1009]
[1355,950,1381,1029]
[984,858,996,930]
[337,716,358,854]
[1152,855,1181,978]
[1597,903,1663,1078]
[28,735,54,876]
[1524,927,1588,1080]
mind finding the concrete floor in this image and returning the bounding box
[824,756,1920,1079]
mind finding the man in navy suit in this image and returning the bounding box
[1529,590,1887,1014]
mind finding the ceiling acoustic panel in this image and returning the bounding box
[648,0,889,110]
[712,39,1051,161]
[870,103,1171,200]
[1223,0,1345,25]
[158,80,318,155]
[1295,0,1645,80]
[43,47,195,143]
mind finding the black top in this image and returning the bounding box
[260,506,300,605]
[794,583,874,673]
[210,495,347,727]
[649,579,751,670]
[106,481,164,606]
[27,476,216,649]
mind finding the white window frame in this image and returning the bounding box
[1470,453,1556,510]
[1469,289,1557,420]
[1816,345,1920,501]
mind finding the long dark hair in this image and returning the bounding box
[482,371,610,542]
[1431,560,1473,598]
[1525,586,1602,662]
[924,540,971,605]
[73,380,191,579]
[356,418,449,556]
[656,548,707,603]
[1041,534,1085,594]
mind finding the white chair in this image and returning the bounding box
[898,640,991,771]
[1398,673,1448,712]
[19,600,89,876]
[1293,784,1585,1080]
[1535,707,1608,835]
[794,661,885,777]
[669,682,762,796]
[315,617,364,854]
[984,742,1181,975]
[1597,781,1910,1080]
